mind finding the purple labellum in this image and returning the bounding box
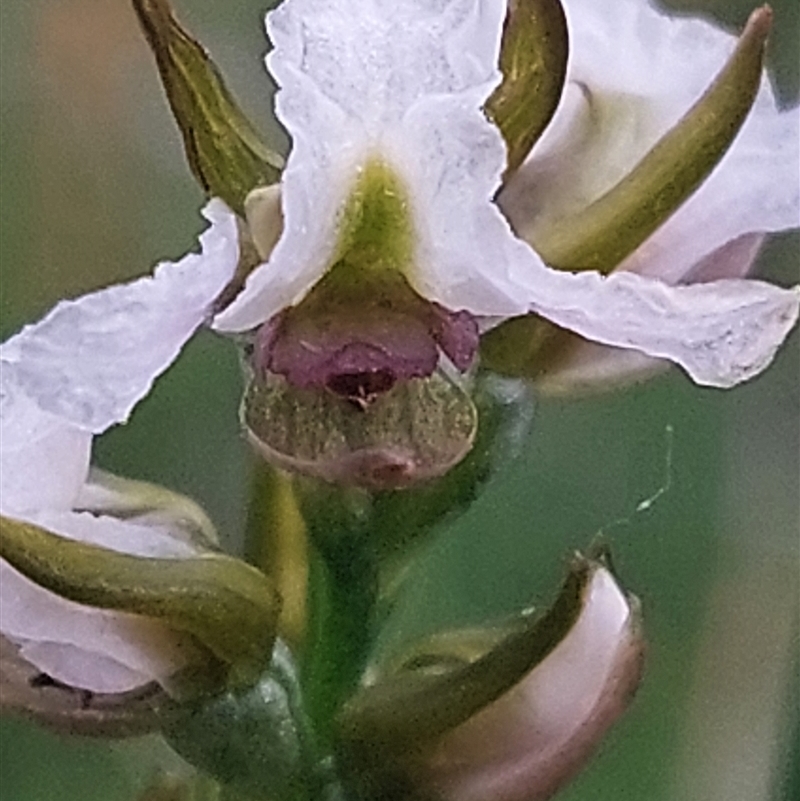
[254,277,479,407]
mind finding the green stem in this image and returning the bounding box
[244,464,378,790]
[301,538,378,750]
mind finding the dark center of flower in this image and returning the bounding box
[325,368,396,409]
[254,269,479,408]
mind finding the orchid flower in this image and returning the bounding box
[414,567,642,801]
[1,0,797,691]
[494,0,800,393]
[1,0,794,791]
[208,0,799,401]
[2,0,796,491]
[0,208,278,715]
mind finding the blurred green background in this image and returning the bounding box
[0,1,797,799]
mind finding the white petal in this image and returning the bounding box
[1,562,199,695]
[16,642,156,696]
[213,0,510,331]
[420,568,640,801]
[500,0,800,280]
[0,200,239,433]
[510,254,800,388]
[531,236,767,397]
[443,173,798,387]
[75,468,219,549]
[0,511,203,693]
[0,362,91,515]
[678,232,766,284]
[25,509,200,560]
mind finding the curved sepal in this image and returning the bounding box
[132,0,283,214]
[486,0,569,176]
[0,516,280,688]
[533,6,773,272]
[338,556,642,801]
[338,556,596,757]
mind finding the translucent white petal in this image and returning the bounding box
[533,234,770,396]
[419,568,641,801]
[500,0,800,280]
[17,641,157,696]
[0,511,203,693]
[679,232,766,284]
[509,250,800,388]
[439,162,798,387]
[213,0,509,331]
[0,362,91,515]
[1,563,199,694]
[0,200,239,433]
[26,509,200,560]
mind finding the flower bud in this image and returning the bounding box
[414,567,642,801]
[339,557,643,801]
[0,512,281,703]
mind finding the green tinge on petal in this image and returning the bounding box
[486,0,569,177]
[132,0,283,214]
[533,6,773,272]
[337,556,596,758]
[332,160,415,280]
[0,516,281,687]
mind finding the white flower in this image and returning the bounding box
[8,0,793,427]
[3,1,799,677]
[210,0,798,391]
[0,201,240,695]
[339,562,643,801]
[4,0,797,652]
[410,567,642,801]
